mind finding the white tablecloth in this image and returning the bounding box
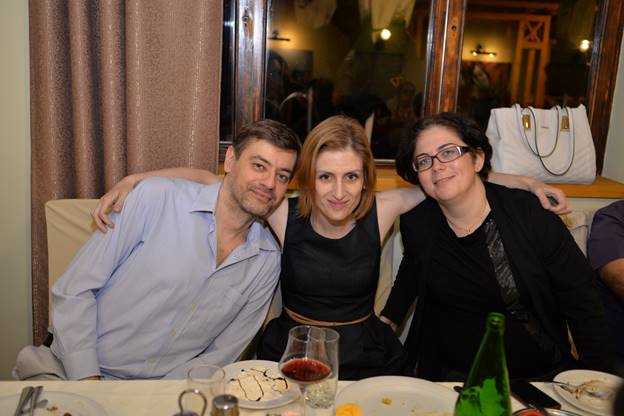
[0,379,606,415]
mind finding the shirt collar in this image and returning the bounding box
[189,182,222,213]
[189,182,279,252]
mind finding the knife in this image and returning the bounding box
[28,386,43,416]
[13,386,33,416]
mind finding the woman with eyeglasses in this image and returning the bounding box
[91,115,569,379]
[379,112,613,381]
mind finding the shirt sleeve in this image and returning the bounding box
[163,252,280,380]
[587,201,624,270]
[50,181,162,380]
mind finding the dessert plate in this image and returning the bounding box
[223,359,299,409]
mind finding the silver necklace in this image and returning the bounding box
[446,200,489,235]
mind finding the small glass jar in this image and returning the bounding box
[211,394,239,416]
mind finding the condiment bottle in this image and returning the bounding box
[211,394,239,416]
[454,312,512,416]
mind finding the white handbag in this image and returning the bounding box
[486,104,596,183]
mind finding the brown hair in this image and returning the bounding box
[295,115,376,220]
[233,119,301,163]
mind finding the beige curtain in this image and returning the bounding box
[30,0,223,343]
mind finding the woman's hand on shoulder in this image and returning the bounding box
[526,178,570,215]
[488,171,570,215]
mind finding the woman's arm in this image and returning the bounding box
[376,187,426,241]
[379,215,422,331]
[375,171,569,242]
[92,168,218,232]
[488,172,570,214]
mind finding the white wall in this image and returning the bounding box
[0,0,31,379]
[602,38,624,182]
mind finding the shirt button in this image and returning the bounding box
[148,358,155,363]
[170,330,177,337]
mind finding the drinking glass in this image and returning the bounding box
[278,325,340,416]
[186,364,225,413]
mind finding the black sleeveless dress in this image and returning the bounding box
[257,198,408,380]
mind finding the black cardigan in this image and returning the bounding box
[381,182,614,375]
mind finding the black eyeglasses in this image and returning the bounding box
[412,145,474,172]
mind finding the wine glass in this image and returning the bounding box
[278,325,340,416]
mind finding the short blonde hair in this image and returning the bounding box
[296,115,377,220]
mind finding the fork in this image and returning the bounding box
[20,399,48,415]
[549,381,613,400]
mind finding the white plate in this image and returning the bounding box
[336,376,457,415]
[0,390,107,415]
[552,369,623,415]
[222,359,299,409]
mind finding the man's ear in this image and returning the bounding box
[224,146,236,173]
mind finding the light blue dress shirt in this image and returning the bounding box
[50,177,281,380]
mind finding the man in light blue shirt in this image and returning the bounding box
[15,120,300,380]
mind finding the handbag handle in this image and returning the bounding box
[516,104,559,158]
[515,104,575,177]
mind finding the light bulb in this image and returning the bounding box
[580,39,590,51]
[380,29,391,41]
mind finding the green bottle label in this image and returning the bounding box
[455,378,507,416]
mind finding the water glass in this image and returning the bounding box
[186,364,225,413]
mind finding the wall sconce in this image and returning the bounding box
[470,44,497,57]
[371,28,391,43]
[268,30,291,42]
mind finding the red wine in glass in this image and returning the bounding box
[279,326,340,415]
[280,357,331,384]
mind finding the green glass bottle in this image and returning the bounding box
[454,312,512,416]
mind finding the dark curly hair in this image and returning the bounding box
[395,112,492,186]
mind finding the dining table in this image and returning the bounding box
[0,379,611,416]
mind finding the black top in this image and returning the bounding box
[382,182,614,380]
[258,198,408,380]
[425,213,561,378]
[280,197,379,321]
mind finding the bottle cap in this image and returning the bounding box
[211,394,239,416]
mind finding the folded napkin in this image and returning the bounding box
[12,345,67,380]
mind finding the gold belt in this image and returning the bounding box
[283,306,372,327]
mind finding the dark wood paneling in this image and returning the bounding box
[424,0,466,114]
[234,0,268,136]
[586,0,624,174]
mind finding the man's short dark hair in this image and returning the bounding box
[233,119,301,160]
[395,112,493,186]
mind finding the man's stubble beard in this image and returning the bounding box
[226,178,276,220]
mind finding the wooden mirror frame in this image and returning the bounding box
[233,0,623,173]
